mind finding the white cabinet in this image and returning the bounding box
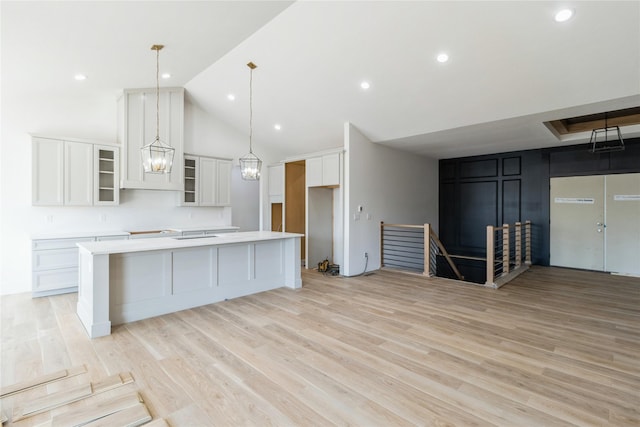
[216,159,232,206]
[64,141,94,206]
[94,145,120,205]
[306,153,341,187]
[199,157,218,206]
[322,153,340,186]
[305,157,323,187]
[32,137,64,205]
[32,237,92,297]
[118,87,184,191]
[32,234,128,297]
[32,137,119,206]
[183,155,198,204]
[179,154,232,206]
[268,164,284,201]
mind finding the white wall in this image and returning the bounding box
[343,122,438,276]
[0,92,272,295]
[231,165,260,231]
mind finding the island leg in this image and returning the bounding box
[284,236,302,289]
[76,248,111,338]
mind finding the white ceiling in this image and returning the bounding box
[3,1,640,160]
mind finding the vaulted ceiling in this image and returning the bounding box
[3,1,639,159]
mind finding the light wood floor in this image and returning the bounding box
[1,266,639,426]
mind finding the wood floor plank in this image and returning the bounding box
[81,403,151,427]
[51,392,143,427]
[12,372,134,422]
[0,365,86,397]
[168,328,296,426]
[13,383,93,421]
[1,266,639,426]
[206,306,410,426]
[174,307,336,426]
[142,418,170,427]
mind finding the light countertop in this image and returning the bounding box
[77,231,304,255]
[31,230,130,240]
[31,225,239,240]
[168,225,239,233]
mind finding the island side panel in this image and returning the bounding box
[109,251,173,325]
[217,240,289,299]
[172,247,217,294]
[284,236,302,288]
[76,248,111,338]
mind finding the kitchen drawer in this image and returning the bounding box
[32,247,78,271]
[32,268,78,293]
[32,237,94,250]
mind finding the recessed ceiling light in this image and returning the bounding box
[274,124,282,131]
[161,73,171,79]
[227,94,236,101]
[74,74,87,81]
[360,81,370,90]
[555,9,574,22]
[436,53,449,63]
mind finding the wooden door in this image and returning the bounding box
[271,203,283,231]
[550,176,605,270]
[285,161,306,261]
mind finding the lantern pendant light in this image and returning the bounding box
[141,44,175,174]
[239,62,262,180]
[589,111,625,153]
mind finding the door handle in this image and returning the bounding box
[596,222,603,226]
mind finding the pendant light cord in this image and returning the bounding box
[249,66,253,154]
[155,46,160,142]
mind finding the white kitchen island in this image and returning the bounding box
[76,231,302,338]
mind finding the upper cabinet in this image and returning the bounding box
[118,87,184,191]
[94,145,120,205]
[268,164,284,202]
[306,152,341,187]
[33,137,64,205]
[64,141,93,206]
[216,159,232,206]
[32,137,119,206]
[179,154,232,207]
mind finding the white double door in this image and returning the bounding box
[550,173,640,275]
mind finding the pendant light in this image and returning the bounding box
[589,111,625,153]
[141,44,175,174]
[239,62,262,180]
